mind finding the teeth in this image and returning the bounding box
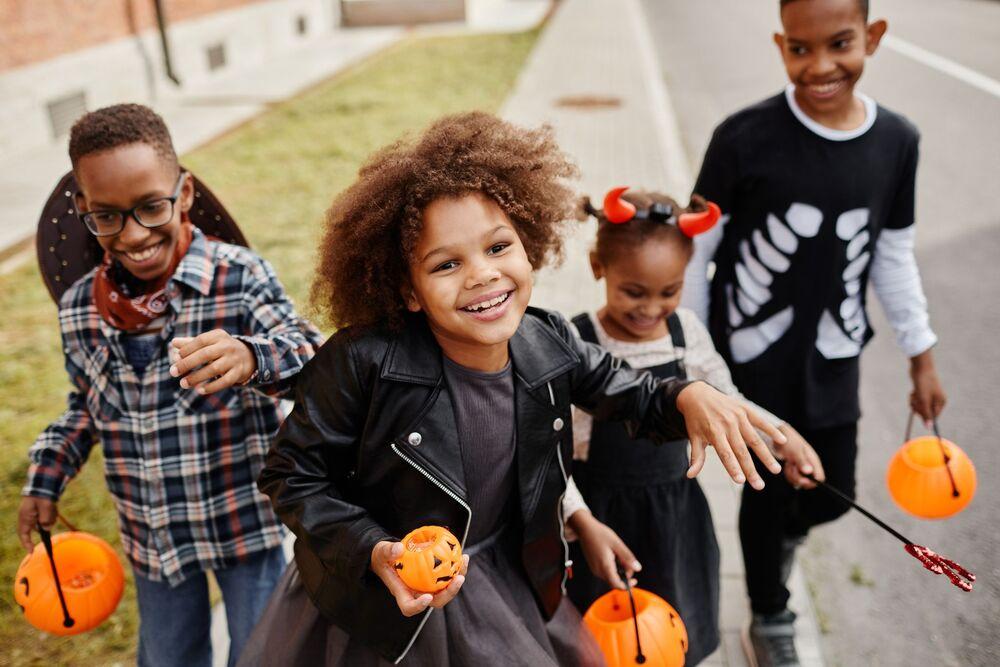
[125,244,160,262]
[810,81,842,94]
[465,292,509,312]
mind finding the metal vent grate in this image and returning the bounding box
[206,43,227,71]
[46,91,87,139]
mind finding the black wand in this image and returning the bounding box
[801,472,975,592]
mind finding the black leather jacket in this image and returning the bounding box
[258,308,691,662]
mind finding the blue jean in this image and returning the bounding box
[134,546,286,667]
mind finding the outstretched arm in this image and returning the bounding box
[552,312,785,489]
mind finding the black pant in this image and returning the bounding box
[739,422,858,615]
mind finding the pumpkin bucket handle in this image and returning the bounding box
[36,522,76,630]
[616,565,647,664]
[56,512,79,532]
[903,411,960,498]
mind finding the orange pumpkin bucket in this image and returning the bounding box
[393,526,463,594]
[887,414,976,519]
[584,585,688,667]
[14,528,125,636]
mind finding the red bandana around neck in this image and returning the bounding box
[93,222,195,332]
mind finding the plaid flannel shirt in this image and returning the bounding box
[23,229,324,585]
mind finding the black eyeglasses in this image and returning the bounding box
[79,172,187,237]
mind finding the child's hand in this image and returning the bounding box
[676,382,785,490]
[370,540,470,617]
[909,350,946,428]
[569,510,641,590]
[16,497,57,552]
[773,423,825,490]
[169,330,257,394]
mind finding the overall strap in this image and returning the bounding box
[571,312,599,345]
[666,312,687,378]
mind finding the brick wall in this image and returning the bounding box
[0,0,272,72]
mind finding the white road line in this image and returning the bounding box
[883,34,1000,100]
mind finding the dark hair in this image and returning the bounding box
[589,190,703,266]
[311,111,579,331]
[779,0,869,21]
[68,103,178,171]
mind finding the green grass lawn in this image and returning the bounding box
[0,28,538,666]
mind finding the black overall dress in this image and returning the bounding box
[567,313,721,666]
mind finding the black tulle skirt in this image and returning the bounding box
[239,533,605,666]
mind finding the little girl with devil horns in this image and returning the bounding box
[241,113,792,666]
[566,187,824,665]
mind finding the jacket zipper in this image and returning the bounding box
[390,442,472,664]
[555,442,571,594]
[548,382,572,595]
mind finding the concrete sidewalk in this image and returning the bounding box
[502,0,826,664]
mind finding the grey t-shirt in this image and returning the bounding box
[442,356,517,545]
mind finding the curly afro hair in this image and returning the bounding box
[69,103,178,172]
[311,111,579,331]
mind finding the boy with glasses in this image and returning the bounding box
[16,104,323,667]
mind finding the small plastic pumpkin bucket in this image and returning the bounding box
[14,530,125,636]
[887,415,976,519]
[584,586,688,667]
[393,526,463,594]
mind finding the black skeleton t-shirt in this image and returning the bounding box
[693,87,921,428]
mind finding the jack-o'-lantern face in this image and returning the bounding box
[393,526,463,594]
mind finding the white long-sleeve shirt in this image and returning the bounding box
[681,219,937,358]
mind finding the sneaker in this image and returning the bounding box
[748,609,800,667]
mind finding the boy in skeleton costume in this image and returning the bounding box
[683,0,947,664]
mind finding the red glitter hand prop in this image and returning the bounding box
[801,472,976,593]
[904,544,975,592]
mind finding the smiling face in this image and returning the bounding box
[406,193,533,370]
[592,236,690,342]
[775,0,886,126]
[75,142,193,282]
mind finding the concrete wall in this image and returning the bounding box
[0,0,340,158]
[340,0,464,27]
[0,0,275,72]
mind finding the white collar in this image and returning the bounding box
[784,83,877,141]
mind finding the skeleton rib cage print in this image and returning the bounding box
[723,202,873,364]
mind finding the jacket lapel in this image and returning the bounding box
[510,310,579,523]
[381,316,466,497]
[378,310,581,515]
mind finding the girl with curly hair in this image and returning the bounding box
[241,112,787,666]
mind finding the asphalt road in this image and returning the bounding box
[640,1,1000,665]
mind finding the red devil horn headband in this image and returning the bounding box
[602,186,636,223]
[597,186,721,237]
